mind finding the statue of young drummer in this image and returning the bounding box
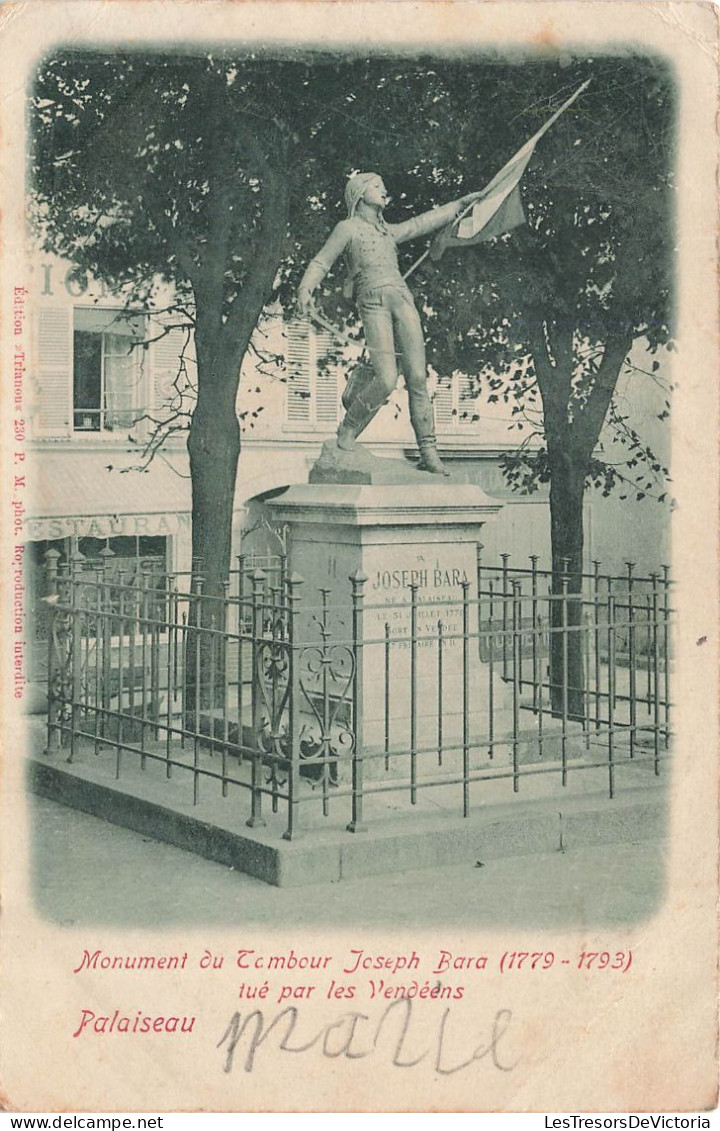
[297,172,482,476]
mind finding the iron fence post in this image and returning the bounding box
[437,619,444,766]
[43,548,61,756]
[318,588,332,819]
[626,561,636,759]
[487,579,495,760]
[93,567,103,755]
[179,600,188,750]
[501,553,510,679]
[662,564,671,748]
[151,566,162,740]
[283,572,304,841]
[607,594,616,798]
[127,570,138,730]
[347,569,367,833]
[593,560,602,731]
[530,554,539,711]
[139,569,149,766]
[583,609,592,749]
[511,579,521,793]
[44,547,60,594]
[279,553,288,605]
[476,543,484,663]
[237,554,246,603]
[192,577,203,805]
[462,579,471,816]
[645,592,653,713]
[99,547,114,726]
[236,580,245,760]
[410,581,419,805]
[560,560,570,786]
[247,569,267,829]
[207,585,219,755]
[115,570,127,779]
[68,551,85,764]
[384,621,391,770]
[651,573,661,776]
[536,611,545,760]
[607,571,616,712]
[216,579,230,794]
[165,577,177,777]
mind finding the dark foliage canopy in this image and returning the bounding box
[31,48,675,574]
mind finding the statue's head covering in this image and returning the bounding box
[345,172,382,217]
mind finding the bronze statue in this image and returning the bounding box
[298,172,482,475]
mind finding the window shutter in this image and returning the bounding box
[150,327,187,421]
[434,379,454,429]
[35,307,71,437]
[314,330,339,423]
[456,375,476,424]
[286,321,311,422]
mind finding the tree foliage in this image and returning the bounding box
[30,50,675,623]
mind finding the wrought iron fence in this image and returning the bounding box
[42,548,672,841]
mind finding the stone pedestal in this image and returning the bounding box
[266,476,505,761]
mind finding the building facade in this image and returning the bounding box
[22,253,670,704]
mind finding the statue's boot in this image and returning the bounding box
[342,361,374,412]
[417,438,449,476]
[336,401,385,451]
[336,418,361,451]
[408,384,450,476]
[337,375,388,451]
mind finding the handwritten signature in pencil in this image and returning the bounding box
[217,997,517,1075]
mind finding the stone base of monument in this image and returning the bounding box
[308,438,470,486]
[29,743,667,888]
[266,453,508,774]
[333,715,588,793]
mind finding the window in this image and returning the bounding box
[73,308,146,432]
[285,319,341,427]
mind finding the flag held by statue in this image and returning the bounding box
[429,79,591,261]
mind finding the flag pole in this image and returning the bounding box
[403,248,430,281]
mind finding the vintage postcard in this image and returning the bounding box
[1,0,718,1115]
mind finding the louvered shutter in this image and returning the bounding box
[456,375,476,425]
[286,321,311,422]
[314,329,339,423]
[35,307,71,437]
[433,378,454,429]
[150,326,187,421]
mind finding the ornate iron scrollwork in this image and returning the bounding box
[254,610,291,797]
[48,605,75,734]
[297,591,355,789]
[252,588,357,798]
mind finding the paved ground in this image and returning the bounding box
[30,793,667,929]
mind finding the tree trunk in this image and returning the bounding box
[547,446,587,718]
[528,319,634,721]
[185,352,241,715]
[188,385,241,601]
